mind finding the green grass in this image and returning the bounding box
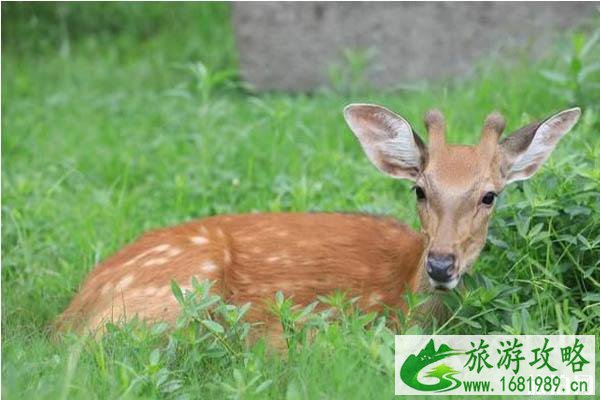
[2,3,600,399]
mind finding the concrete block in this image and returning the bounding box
[232,2,595,91]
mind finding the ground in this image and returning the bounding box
[2,3,599,399]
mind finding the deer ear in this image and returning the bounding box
[499,108,581,184]
[344,104,427,181]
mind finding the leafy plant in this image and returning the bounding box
[540,28,600,107]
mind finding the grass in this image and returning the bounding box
[2,3,600,399]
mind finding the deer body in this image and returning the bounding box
[58,104,581,336]
[57,213,426,333]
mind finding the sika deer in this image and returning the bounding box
[56,104,580,337]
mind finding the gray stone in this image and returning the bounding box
[232,2,597,91]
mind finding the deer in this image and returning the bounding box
[55,104,581,341]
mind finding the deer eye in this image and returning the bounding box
[414,186,426,201]
[481,191,497,206]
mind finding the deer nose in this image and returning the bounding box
[426,253,456,283]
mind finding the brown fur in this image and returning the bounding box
[56,213,425,335]
[416,142,503,275]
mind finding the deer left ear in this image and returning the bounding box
[344,103,427,181]
[499,108,581,184]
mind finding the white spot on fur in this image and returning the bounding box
[166,247,182,257]
[115,274,134,291]
[267,256,280,263]
[190,236,209,245]
[123,244,171,266]
[236,253,253,262]
[236,273,251,284]
[201,260,218,273]
[143,257,169,267]
[100,283,112,295]
[159,286,172,296]
[126,287,159,298]
[142,287,160,296]
[223,249,231,264]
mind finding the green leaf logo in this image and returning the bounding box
[400,339,463,392]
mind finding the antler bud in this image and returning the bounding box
[480,112,505,148]
[424,109,446,150]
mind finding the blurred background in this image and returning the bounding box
[3,2,599,93]
[233,2,597,90]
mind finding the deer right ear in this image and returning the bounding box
[344,104,427,181]
[499,108,581,184]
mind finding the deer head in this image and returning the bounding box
[344,104,581,290]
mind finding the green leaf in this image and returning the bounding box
[161,379,183,394]
[572,32,586,55]
[527,222,543,238]
[516,217,530,238]
[233,368,244,385]
[296,301,318,321]
[441,292,460,310]
[236,302,252,322]
[462,273,478,291]
[581,30,600,57]
[457,316,481,329]
[540,70,568,84]
[151,322,169,336]
[563,206,591,217]
[404,325,422,335]
[275,291,284,305]
[286,379,302,400]
[149,348,161,366]
[579,62,600,80]
[570,57,582,75]
[170,280,184,303]
[255,379,273,393]
[201,319,224,334]
[582,293,600,303]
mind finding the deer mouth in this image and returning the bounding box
[429,277,460,291]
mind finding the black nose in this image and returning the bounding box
[426,253,456,282]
